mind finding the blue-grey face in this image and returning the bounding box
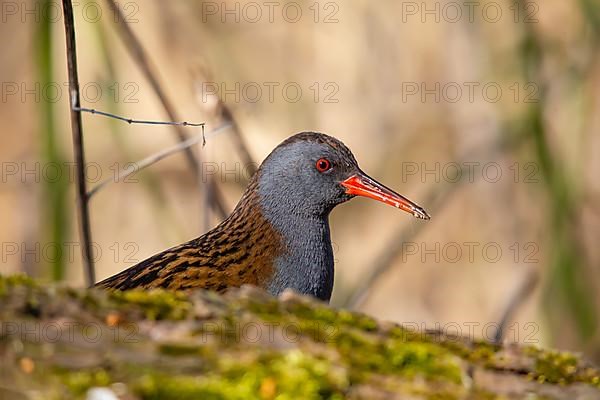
[257,132,431,221]
[258,139,359,218]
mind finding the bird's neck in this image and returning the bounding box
[267,213,334,301]
[223,176,336,301]
[253,190,335,302]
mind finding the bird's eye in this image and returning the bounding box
[316,158,332,173]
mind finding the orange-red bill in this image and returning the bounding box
[341,174,430,220]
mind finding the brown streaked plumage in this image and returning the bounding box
[96,179,284,292]
[96,132,430,301]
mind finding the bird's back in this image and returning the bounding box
[95,181,285,292]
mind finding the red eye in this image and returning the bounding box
[316,158,332,173]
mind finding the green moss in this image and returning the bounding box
[2,277,600,399]
[441,340,498,365]
[55,350,347,400]
[158,343,206,356]
[525,347,600,386]
[340,311,378,332]
[243,297,463,386]
[330,329,463,385]
[0,273,37,296]
[61,369,111,396]
[242,299,289,324]
[108,289,191,320]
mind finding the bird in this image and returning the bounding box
[95,132,430,302]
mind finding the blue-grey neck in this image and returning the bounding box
[264,210,334,301]
[256,141,340,301]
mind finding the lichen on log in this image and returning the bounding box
[0,275,599,399]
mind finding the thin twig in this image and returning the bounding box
[190,57,256,176]
[61,0,95,287]
[104,0,227,218]
[493,268,539,344]
[88,124,232,198]
[219,106,256,175]
[74,106,205,127]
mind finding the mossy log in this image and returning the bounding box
[0,275,599,400]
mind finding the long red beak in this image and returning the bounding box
[341,173,430,220]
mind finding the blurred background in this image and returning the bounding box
[2,0,600,360]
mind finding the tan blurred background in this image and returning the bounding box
[2,0,600,359]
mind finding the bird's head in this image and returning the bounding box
[255,132,430,220]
